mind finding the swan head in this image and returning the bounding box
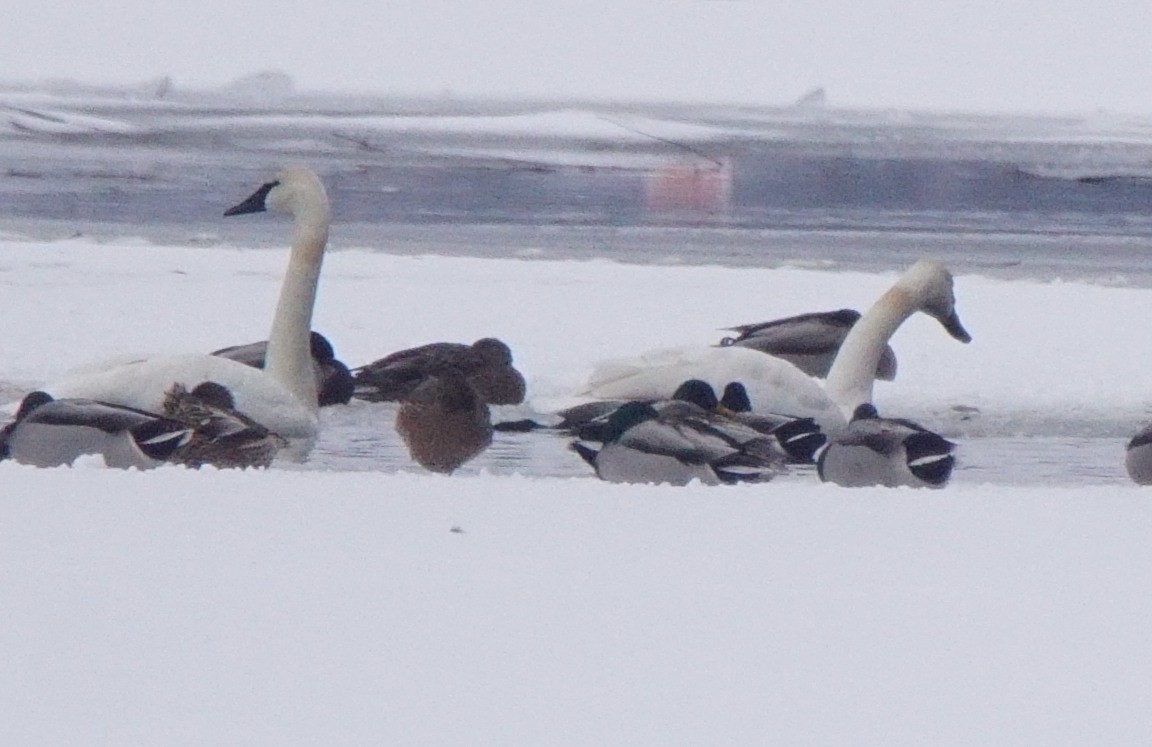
[15,391,54,421]
[897,259,972,343]
[224,166,330,225]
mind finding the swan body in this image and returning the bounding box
[816,403,956,488]
[395,373,493,474]
[0,391,192,469]
[354,337,526,405]
[720,308,898,381]
[583,259,970,432]
[584,345,847,432]
[1125,423,1152,484]
[43,354,315,450]
[19,166,331,460]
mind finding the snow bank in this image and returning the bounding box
[1,237,1150,435]
[2,463,1151,744]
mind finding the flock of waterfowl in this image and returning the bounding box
[2,165,1150,487]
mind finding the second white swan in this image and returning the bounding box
[582,259,971,433]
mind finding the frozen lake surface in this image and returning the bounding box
[0,237,1146,488]
[6,88,1152,283]
[3,90,1152,486]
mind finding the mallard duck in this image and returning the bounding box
[1125,421,1152,484]
[718,382,826,464]
[395,373,493,474]
[564,379,744,438]
[353,337,526,405]
[211,330,354,407]
[551,379,824,466]
[570,388,780,486]
[719,309,898,380]
[816,403,956,488]
[161,382,287,469]
[0,390,192,469]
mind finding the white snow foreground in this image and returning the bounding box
[1,462,1151,744]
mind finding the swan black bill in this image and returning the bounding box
[224,180,278,216]
[940,311,972,343]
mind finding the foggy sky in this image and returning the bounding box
[5,0,1151,115]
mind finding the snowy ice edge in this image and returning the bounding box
[0,459,1143,495]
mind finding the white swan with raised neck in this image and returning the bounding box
[19,166,331,459]
[582,259,970,433]
[824,258,970,420]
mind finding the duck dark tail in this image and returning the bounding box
[772,417,827,464]
[493,418,547,433]
[904,432,956,486]
[130,420,193,461]
[570,441,600,469]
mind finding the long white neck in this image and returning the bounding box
[824,285,916,419]
[263,215,327,411]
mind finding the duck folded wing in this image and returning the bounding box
[615,419,717,463]
[721,309,898,381]
[354,338,525,405]
[353,343,474,401]
[723,309,861,353]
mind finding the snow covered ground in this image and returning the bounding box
[2,234,1152,743]
[3,236,1150,435]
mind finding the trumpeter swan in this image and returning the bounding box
[22,166,332,459]
[583,259,970,434]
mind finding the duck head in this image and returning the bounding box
[670,379,720,410]
[308,331,336,363]
[719,382,753,413]
[190,381,237,410]
[472,338,515,366]
[850,402,881,421]
[15,391,54,421]
[603,401,660,442]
